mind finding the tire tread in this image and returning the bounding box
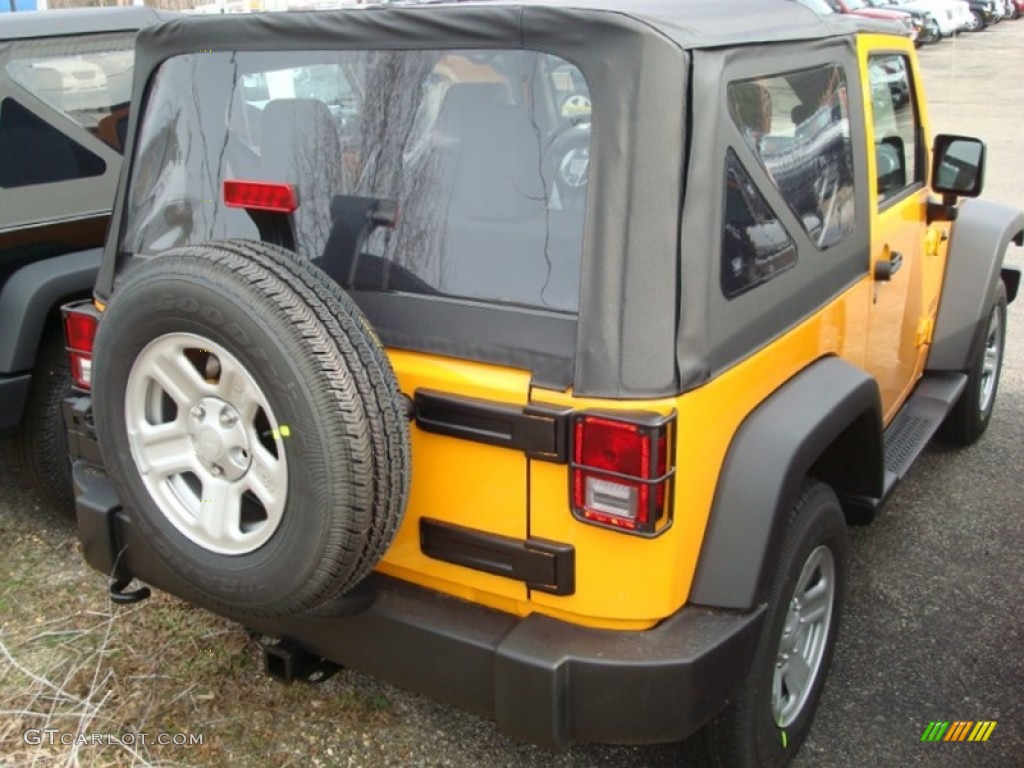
[15,330,75,517]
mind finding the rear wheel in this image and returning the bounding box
[967,10,985,30]
[92,240,410,619]
[15,330,75,518]
[939,281,1007,446]
[684,481,847,768]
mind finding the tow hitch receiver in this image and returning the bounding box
[262,638,343,684]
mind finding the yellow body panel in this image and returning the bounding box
[376,350,532,609]
[373,35,947,630]
[528,282,871,627]
[857,34,949,424]
[375,279,870,628]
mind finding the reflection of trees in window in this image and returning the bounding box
[526,54,555,309]
[356,51,447,287]
[258,96,342,260]
[123,49,589,312]
[123,93,187,251]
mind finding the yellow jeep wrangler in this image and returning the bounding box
[62,1,1022,765]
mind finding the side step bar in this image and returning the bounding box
[845,371,966,523]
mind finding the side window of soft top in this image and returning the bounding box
[0,98,105,188]
[720,148,798,299]
[727,64,856,250]
[4,31,136,153]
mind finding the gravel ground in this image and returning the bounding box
[2,18,1023,768]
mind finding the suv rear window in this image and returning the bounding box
[0,97,105,188]
[123,49,591,313]
[5,32,136,152]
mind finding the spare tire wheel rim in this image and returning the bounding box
[125,332,288,555]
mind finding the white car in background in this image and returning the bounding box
[884,0,973,33]
[888,0,957,35]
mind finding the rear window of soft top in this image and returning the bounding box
[123,49,592,314]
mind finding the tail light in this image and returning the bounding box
[570,412,674,536]
[223,179,299,213]
[62,303,101,390]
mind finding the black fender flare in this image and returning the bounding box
[688,357,883,611]
[928,199,1024,372]
[0,247,101,374]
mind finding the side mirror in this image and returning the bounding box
[932,134,985,198]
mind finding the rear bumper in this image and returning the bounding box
[63,395,104,466]
[67,397,764,749]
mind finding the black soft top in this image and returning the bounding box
[102,0,875,398]
[469,0,856,48]
[133,0,856,55]
[0,7,170,41]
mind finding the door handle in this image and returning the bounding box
[874,251,903,281]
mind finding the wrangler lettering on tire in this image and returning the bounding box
[91,241,410,619]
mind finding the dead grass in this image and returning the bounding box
[0,454,396,768]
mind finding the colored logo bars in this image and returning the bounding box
[920,721,998,742]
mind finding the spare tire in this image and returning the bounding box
[92,240,410,619]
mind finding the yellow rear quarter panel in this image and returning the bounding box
[528,281,871,628]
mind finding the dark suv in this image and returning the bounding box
[0,7,164,512]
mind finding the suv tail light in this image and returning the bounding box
[570,412,674,535]
[63,302,101,390]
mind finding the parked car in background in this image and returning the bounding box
[825,0,922,38]
[0,7,166,514]
[966,0,1000,27]
[864,0,943,40]
[884,0,973,34]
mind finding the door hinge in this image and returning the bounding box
[915,317,934,348]
[413,390,572,463]
[925,226,948,257]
